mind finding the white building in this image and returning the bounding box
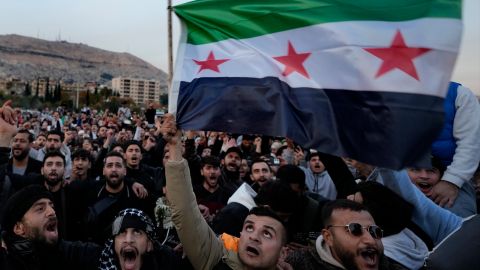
[112,77,164,105]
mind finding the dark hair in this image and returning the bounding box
[248,206,288,244]
[107,125,119,132]
[201,156,220,168]
[321,199,369,228]
[306,151,320,162]
[110,142,124,152]
[254,180,300,215]
[104,151,126,167]
[275,145,288,157]
[42,151,66,167]
[431,156,447,175]
[123,140,142,152]
[16,129,35,143]
[47,129,64,142]
[250,158,271,172]
[72,149,93,163]
[276,164,306,189]
[222,146,243,160]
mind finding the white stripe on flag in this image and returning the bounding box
[176,18,461,97]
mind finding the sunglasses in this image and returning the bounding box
[327,223,383,239]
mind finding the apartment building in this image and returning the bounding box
[111,77,164,105]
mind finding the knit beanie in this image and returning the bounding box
[100,208,159,270]
[111,208,157,241]
[1,185,53,233]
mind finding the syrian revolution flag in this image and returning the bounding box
[170,0,462,169]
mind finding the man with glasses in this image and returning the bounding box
[286,199,406,270]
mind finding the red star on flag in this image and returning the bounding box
[193,51,230,73]
[273,41,312,78]
[364,30,431,80]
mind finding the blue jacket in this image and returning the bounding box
[431,82,460,166]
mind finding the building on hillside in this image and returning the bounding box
[0,77,26,95]
[31,77,57,97]
[111,77,164,105]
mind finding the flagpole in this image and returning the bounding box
[167,0,173,89]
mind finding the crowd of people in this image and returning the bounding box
[0,82,479,270]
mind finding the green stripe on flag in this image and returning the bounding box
[174,0,461,45]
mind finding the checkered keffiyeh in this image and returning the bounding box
[98,208,157,270]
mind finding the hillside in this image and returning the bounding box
[0,34,167,84]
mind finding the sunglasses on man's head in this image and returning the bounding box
[327,223,383,239]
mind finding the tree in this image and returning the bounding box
[54,83,62,102]
[45,78,50,100]
[160,94,168,106]
[35,78,39,97]
[100,87,112,97]
[24,82,31,96]
[86,89,90,106]
[45,87,52,102]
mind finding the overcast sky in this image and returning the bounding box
[0,0,478,93]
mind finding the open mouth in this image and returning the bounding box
[417,182,432,193]
[246,246,259,256]
[257,177,267,183]
[44,218,58,236]
[120,247,139,270]
[359,248,379,267]
[227,163,238,169]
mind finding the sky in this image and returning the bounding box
[0,0,478,93]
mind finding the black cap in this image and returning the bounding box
[1,185,53,233]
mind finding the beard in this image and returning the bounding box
[29,220,59,246]
[332,243,360,270]
[47,146,59,153]
[44,175,63,187]
[331,239,382,270]
[106,175,124,189]
[13,148,29,161]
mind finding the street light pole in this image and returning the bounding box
[168,0,173,88]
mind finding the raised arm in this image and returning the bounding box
[163,114,224,270]
[378,168,463,245]
[0,100,17,163]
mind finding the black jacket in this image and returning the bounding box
[83,181,153,244]
[5,157,42,175]
[0,238,101,270]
